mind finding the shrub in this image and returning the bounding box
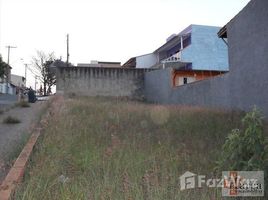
[216,106,268,171]
[16,101,30,108]
[3,116,21,124]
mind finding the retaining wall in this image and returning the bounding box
[56,67,151,99]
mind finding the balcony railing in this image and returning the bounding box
[161,52,181,63]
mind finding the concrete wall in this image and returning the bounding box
[0,83,16,95]
[56,67,150,99]
[227,0,268,115]
[145,68,231,107]
[181,25,229,71]
[145,0,268,116]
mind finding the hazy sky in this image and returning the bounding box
[0,0,250,88]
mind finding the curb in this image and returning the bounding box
[0,129,41,200]
[0,96,62,200]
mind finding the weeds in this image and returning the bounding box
[16,101,30,108]
[15,97,266,200]
[3,116,21,124]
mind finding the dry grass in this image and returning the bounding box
[15,97,258,200]
[3,116,21,124]
[16,101,30,108]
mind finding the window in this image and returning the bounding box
[173,73,196,87]
[183,77,188,84]
[180,77,196,85]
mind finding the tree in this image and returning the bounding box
[32,51,56,96]
[215,107,268,196]
[38,85,43,96]
[0,55,8,79]
[216,107,268,172]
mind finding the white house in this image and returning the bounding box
[10,74,26,88]
[122,53,158,68]
[0,66,17,95]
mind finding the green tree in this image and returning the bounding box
[0,55,8,78]
[216,107,268,197]
[216,107,268,171]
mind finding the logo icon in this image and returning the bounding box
[179,171,196,190]
[222,171,264,197]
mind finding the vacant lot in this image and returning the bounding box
[15,97,256,199]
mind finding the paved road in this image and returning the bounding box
[0,100,48,183]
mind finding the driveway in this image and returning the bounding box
[0,100,48,183]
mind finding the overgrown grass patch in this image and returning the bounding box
[3,116,21,124]
[16,101,30,108]
[15,97,266,200]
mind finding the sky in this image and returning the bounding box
[0,0,250,89]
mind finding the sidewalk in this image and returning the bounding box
[0,100,48,183]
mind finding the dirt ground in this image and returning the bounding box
[0,100,48,183]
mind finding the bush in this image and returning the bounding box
[16,101,30,108]
[216,106,268,171]
[3,116,21,124]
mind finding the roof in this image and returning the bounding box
[98,61,121,65]
[174,68,228,73]
[11,74,24,79]
[154,35,182,53]
[154,24,224,53]
[163,61,228,72]
[9,83,17,88]
[154,25,192,53]
[218,25,227,38]
[217,0,252,39]
[154,24,193,53]
[122,57,136,68]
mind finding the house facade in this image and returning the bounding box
[145,0,268,116]
[10,74,26,88]
[155,25,228,71]
[122,53,158,69]
[0,65,16,95]
[0,82,16,94]
[123,24,228,86]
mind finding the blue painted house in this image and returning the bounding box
[154,24,229,71]
[123,24,229,86]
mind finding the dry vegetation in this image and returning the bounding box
[3,116,21,124]
[15,97,257,199]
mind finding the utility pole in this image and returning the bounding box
[23,63,32,88]
[66,34,70,67]
[5,45,17,94]
[24,64,28,87]
[34,75,37,91]
[6,45,17,65]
